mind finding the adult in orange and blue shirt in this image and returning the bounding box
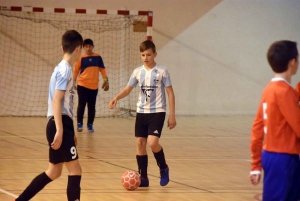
[74,39,109,132]
[250,40,300,200]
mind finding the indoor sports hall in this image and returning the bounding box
[1,0,300,200]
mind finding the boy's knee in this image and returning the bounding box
[46,170,62,180]
[148,140,159,149]
[136,138,147,147]
[68,163,82,175]
[69,166,82,175]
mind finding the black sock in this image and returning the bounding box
[153,148,168,169]
[67,175,81,201]
[136,155,148,179]
[16,172,52,201]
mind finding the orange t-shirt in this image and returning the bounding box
[74,53,107,90]
[295,82,300,102]
[250,78,300,172]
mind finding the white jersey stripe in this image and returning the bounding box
[139,69,146,113]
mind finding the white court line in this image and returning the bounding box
[0,188,18,198]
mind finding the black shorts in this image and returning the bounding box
[46,115,79,164]
[135,112,166,138]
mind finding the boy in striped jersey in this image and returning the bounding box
[13,30,83,201]
[108,40,176,187]
[250,40,300,200]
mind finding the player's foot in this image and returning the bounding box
[87,124,94,132]
[77,123,83,132]
[160,166,169,186]
[139,177,149,187]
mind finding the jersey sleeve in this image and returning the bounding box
[56,66,71,91]
[98,56,105,68]
[127,70,138,88]
[73,56,82,81]
[250,100,264,172]
[99,68,107,78]
[295,82,300,101]
[162,69,172,87]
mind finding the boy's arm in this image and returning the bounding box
[250,101,264,173]
[166,86,176,129]
[108,86,133,109]
[51,90,65,150]
[99,68,108,79]
[98,56,109,91]
[99,68,109,91]
[295,82,300,102]
[249,101,264,186]
[73,57,81,89]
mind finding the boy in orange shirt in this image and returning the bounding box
[250,40,300,200]
[74,39,109,132]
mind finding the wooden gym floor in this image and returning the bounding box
[0,116,262,201]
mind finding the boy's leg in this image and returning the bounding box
[136,137,149,187]
[289,156,300,200]
[135,113,149,187]
[87,88,98,132]
[16,163,63,201]
[136,137,148,176]
[148,136,169,186]
[77,85,88,131]
[61,116,81,200]
[65,160,82,201]
[48,115,81,200]
[147,112,169,186]
[148,136,168,169]
[262,151,299,201]
[16,116,65,200]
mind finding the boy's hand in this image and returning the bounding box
[102,82,109,91]
[167,115,176,129]
[51,130,63,150]
[249,174,261,186]
[108,98,117,109]
[74,85,77,90]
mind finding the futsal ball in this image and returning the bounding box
[121,170,141,190]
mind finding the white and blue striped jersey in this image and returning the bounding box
[128,64,172,113]
[47,60,75,119]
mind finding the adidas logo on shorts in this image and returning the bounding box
[153,130,159,134]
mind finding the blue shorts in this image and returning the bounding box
[262,150,300,201]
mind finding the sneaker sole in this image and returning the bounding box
[160,181,169,186]
[77,128,83,132]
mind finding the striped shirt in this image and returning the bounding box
[47,60,74,119]
[128,64,172,113]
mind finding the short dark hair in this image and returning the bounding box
[267,40,298,73]
[140,40,156,53]
[83,38,94,47]
[61,30,83,54]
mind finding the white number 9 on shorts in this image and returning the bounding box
[70,146,77,159]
